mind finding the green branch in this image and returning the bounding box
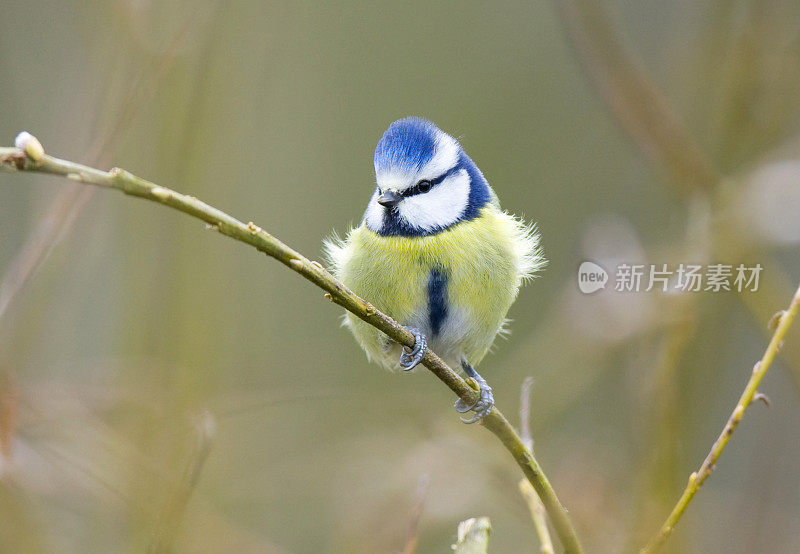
[641,282,800,553]
[518,376,556,554]
[0,137,583,553]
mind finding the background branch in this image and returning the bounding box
[0,13,204,323]
[0,140,583,553]
[148,411,215,553]
[554,0,800,396]
[553,0,718,195]
[641,282,800,553]
[518,377,555,554]
[554,7,800,546]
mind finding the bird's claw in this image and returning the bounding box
[399,327,426,371]
[454,372,494,424]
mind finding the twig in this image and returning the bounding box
[518,377,555,554]
[401,474,429,554]
[641,283,800,553]
[519,376,536,452]
[148,411,216,553]
[0,8,206,323]
[553,0,800,396]
[452,517,491,554]
[555,3,800,541]
[0,370,18,478]
[519,480,555,554]
[553,0,718,195]
[628,297,697,551]
[0,140,584,553]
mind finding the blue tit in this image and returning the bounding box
[325,117,544,423]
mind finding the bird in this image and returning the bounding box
[325,117,544,423]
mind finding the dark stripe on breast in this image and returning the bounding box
[427,268,449,337]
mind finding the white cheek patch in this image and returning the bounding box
[398,169,469,232]
[364,189,384,232]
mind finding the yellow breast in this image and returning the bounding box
[328,205,541,369]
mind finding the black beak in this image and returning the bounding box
[377,189,402,208]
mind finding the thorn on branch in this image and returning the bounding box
[753,392,771,407]
[768,310,786,331]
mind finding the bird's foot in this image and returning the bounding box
[399,327,427,371]
[454,361,494,424]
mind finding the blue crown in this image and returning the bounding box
[373,117,441,174]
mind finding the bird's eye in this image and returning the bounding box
[417,180,432,193]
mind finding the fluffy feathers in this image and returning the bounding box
[325,117,544,372]
[325,206,543,370]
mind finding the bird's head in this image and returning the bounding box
[364,117,492,236]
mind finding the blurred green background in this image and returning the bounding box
[2,1,800,552]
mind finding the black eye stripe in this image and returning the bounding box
[404,180,430,196]
[402,165,461,198]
